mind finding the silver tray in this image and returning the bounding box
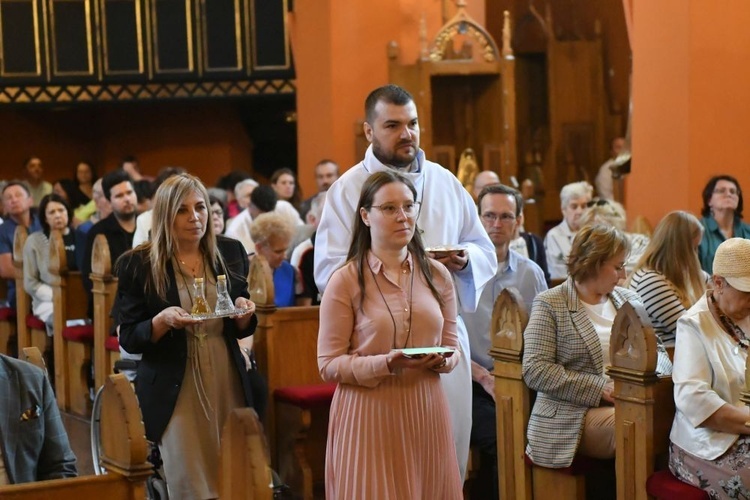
[190,307,253,320]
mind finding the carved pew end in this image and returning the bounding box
[25,314,48,356]
[273,383,336,500]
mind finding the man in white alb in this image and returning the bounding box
[314,84,497,478]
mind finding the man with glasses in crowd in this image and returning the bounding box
[462,184,547,499]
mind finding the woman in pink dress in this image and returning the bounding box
[317,170,463,499]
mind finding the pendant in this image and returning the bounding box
[194,330,207,347]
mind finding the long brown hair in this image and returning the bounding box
[346,171,443,307]
[119,174,231,301]
[627,210,706,307]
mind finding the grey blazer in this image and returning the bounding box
[522,277,640,468]
[0,354,77,484]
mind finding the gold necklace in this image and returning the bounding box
[177,254,203,277]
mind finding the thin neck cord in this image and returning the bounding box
[367,257,415,349]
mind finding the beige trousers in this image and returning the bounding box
[578,406,616,459]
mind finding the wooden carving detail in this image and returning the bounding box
[456,148,479,193]
[610,301,658,373]
[47,229,67,278]
[429,1,500,63]
[248,255,275,309]
[491,288,528,355]
[92,234,113,276]
[12,225,28,267]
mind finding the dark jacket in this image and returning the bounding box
[116,236,258,442]
[521,231,551,286]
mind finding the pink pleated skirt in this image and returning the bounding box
[325,368,463,500]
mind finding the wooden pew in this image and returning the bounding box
[608,302,708,499]
[13,225,46,355]
[490,288,533,500]
[0,277,17,355]
[0,373,152,499]
[220,407,275,500]
[90,234,121,390]
[49,229,94,416]
[21,346,47,373]
[248,255,329,500]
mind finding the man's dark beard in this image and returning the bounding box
[114,210,136,222]
[372,142,417,169]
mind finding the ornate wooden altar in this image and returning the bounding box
[387,2,517,183]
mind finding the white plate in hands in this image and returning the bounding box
[425,245,468,257]
[394,347,456,359]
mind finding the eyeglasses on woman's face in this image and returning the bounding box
[370,201,420,218]
[713,186,740,196]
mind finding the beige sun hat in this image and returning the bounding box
[713,238,750,292]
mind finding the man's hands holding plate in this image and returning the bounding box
[426,245,468,272]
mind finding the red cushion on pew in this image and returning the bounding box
[646,470,709,500]
[0,307,15,321]
[62,324,94,343]
[523,453,610,476]
[104,335,120,352]
[274,383,337,410]
[26,314,45,330]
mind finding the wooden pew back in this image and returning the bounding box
[12,225,39,353]
[90,234,120,390]
[0,373,152,499]
[490,288,532,500]
[49,229,91,415]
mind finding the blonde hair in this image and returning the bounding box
[132,174,226,301]
[568,224,631,283]
[579,200,627,231]
[250,212,294,246]
[626,211,705,307]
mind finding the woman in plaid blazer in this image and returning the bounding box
[523,224,641,468]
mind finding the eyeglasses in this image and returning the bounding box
[713,187,740,196]
[370,202,420,218]
[481,212,517,223]
[586,199,610,208]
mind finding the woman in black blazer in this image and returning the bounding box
[117,173,256,499]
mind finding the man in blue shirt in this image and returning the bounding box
[0,182,42,308]
[462,184,547,500]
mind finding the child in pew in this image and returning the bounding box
[23,193,81,378]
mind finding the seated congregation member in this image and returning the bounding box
[209,194,226,235]
[578,198,650,275]
[544,181,593,280]
[74,160,97,201]
[290,192,326,306]
[627,211,708,347]
[23,194,80,372]
[0,182,42,309]
[463,184,548,500]
[698,175,750,273]
[524,224,640,468]
[318,171,463,499]
[270,167,301,214]
[116,174,257,499]
[81,170,137,317]
[510,209,551,286]
[23,156,52,208]
[298,159,338,220]
[670,238,750,497]
[225,184,276,255]
[52,178,90,227]
[131,167,186,247]
[0,353,77,484]
[250,212,300,307]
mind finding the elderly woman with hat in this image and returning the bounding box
[670,238,750,497]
